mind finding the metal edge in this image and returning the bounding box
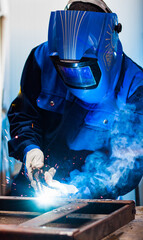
[73,201,135,240]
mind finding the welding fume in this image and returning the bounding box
[7,0,143,201]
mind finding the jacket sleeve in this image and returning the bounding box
[8,46,43,161]
[69,74,143,199]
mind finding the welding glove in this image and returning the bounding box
[25,148,44,190]
[44,167,78,196]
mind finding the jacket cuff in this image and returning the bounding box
[23,144,40,161]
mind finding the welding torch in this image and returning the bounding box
[32,165,51,193]
[32,165,79,198]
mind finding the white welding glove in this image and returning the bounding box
[25,148,44,190]
[44,167,78,196]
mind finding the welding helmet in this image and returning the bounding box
[48,6,123,103]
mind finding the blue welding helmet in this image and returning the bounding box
[48,10,123,103]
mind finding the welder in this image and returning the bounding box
[8,0,143,199]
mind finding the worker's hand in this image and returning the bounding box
[25,148,44,190]
[44,167,78,196]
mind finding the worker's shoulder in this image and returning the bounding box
[24,42,50,69]
[31,41,48,51]
[123,53,143,74]
[28,42,48,56]
[123,54,143,100]
[31,42,50,67]
[35,41,49,53]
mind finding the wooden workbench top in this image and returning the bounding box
[103,206,143,240]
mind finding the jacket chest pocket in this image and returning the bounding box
[37,92,66,114]
[85,109,118,130]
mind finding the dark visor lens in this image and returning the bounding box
[57,65,96,88]
[52,57,101,89]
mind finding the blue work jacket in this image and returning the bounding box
[8,42,143,198]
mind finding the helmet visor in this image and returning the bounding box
[53,57,101,89]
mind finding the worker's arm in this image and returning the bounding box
[69,84,143,199]
[42,77,143,199]
[8,43,64,189]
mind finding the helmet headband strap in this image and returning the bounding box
[65,0,112,13]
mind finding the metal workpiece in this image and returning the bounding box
[0,197,135,240]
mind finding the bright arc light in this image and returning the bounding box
[36,185,64,206]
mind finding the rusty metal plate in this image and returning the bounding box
[0,197,135,240]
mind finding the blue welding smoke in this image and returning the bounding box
[68,103,143,199]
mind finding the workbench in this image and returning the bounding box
[103,206,143,240]
[0,197,142,240]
